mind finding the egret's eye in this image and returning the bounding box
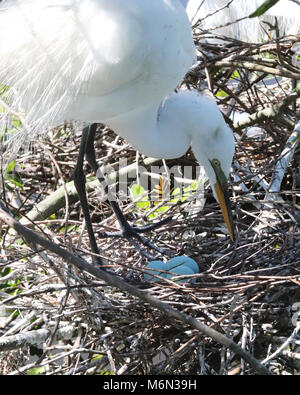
[211,158,221,168]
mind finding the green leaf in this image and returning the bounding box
[130,184,145,200]
[129,184,151,209]
[99,369,114,375]
[170,187,181,204]
[7,160,16,173]
[6,174,23,188]
[216,90,228,98]
[171,180,199,203]
[27,367,45,375]
[137,200,151,209]
[130,179,200,220]
[230,70,240,79]
[91,354,103,362]
[249,0,280,18]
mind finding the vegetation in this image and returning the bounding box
[0,9,299,375]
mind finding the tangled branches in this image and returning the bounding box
[0,18,300,375]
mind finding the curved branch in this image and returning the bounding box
[0,205,272,375]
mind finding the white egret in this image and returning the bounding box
[185,0,300,42]
[0,0,235,267]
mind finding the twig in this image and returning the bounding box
[266,120,300,201]
[19,157,162,224]
[215,60,300,80]
[233,91,300,131]
[0,325,79,352]
[0,205,272,375]
[262,324,300,365]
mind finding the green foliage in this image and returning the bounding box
[0,265,22,296]
[5,174,23,189]
[230,70,240,80]
[216,90,228,98]
[0,84,22,142]
[3,160,23,191]
[129,184,151,210]
[249,0,280,18]
[91,354,114,375]
[129,179,200,219]
[27,367,46,375]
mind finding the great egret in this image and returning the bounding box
[0,0,235,267]
[185,0,300,42]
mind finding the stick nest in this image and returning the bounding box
[0,28,300,375]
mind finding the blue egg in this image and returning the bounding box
[144,260,168,282]
[164,265,195,283]
[144,256,198,283]
[167,256,199,274]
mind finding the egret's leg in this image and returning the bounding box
[73,126,105,268]
[84,124,172,258]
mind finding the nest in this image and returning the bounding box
[0,27,300,375]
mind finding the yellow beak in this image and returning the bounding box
[214,180,235,242]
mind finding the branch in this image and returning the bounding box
[19,157,161,225]
[0,325,79,352]
[266,120,300,201]
[0,205,272,375]
[215,60,300,80]
[233,91,300,131]
[262,324,300,365]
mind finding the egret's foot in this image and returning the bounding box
[98,217,174,259]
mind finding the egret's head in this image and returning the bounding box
[191,107,235,241]
[161,90,235,240]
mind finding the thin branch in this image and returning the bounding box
[215,60,300,80]
[233,91,300,131]
[0,325,80,352]
[19,157,161,225]
[0,205,272,375]
[267,120,300,200]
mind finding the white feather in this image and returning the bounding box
[0,0,234,213]
[186,0,300,42]
[0,0,194,132]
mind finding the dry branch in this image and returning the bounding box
[0,325,79,352]
[0,205,272,375]
[1,20,300,376]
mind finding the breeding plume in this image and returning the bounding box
[185,0,300,42]
[0,0,235,266]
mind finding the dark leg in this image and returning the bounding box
[73,125,105,268]
[84,124,172,258]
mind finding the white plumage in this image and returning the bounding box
[185,0,300,42]
[0,0,235,244]
[1,0,194,130]
[0,0,234,200]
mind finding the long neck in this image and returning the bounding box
[106,100,191,159]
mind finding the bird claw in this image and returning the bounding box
[98,218,174,258]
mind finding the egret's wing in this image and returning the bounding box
[1,0,147,128]
[0,0,195,131]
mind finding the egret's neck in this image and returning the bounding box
[106,90,234,191]
[107,100,191,159]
